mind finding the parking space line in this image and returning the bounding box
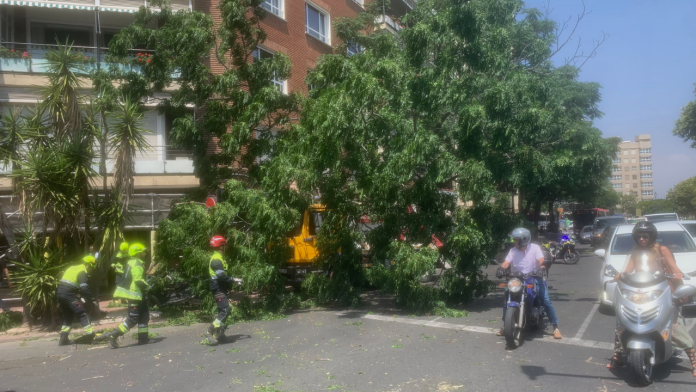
[362,314,613,351]
[574,303,600,340]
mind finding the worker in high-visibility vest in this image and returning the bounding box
[205,235,237,344]
[56,255,98,346]
[96,243,150,348]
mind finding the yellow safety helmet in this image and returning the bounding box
[129,243,147,257]
[116,241,130,258]
[82,255,96,267]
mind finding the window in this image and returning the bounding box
[641,190,654,196]
[612,183,622,189]
[346,41,364,56]
[612,166,621,172]
[633,183,638,189]
[641,173,652,179]
[352,0,364,5]
[632,175,637,180]
[261,0,283,17]
[640,148,651,154]
[641,165,652,171]
[631,150,636,155]
[642,182,653,188]
[624,167,630,172]
[623,151,628,155]
[623,174,629,180]
[623,158,628,163]
[609,175,622,181]
[32,23,92,46]
[640,156,651,162]
[306,3,329,43]
[632,166,637,172]
[253,48,286,93]
[611,158,620,164]
[611,231,694,255]
[631,158,636,163]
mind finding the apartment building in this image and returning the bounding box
[609,134,654,200]
[0,1,415,233]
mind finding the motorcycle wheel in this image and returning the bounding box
[629,350,653,386]
[563,251,580,265]
[504,307,522,349]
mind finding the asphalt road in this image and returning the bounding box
[1,243,695,392]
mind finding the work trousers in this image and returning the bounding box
[212,291,230,329]
[117,299,149,335]
[58,293,93,335]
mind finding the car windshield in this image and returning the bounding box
[611,231,696,255]
[681,223,696,237]
[594,218,625,230]
[582,226,593,233]
[645,214,678,222]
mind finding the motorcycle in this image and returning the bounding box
[608,266,695,386]
[545,235,580,264]
[496,262,551,349]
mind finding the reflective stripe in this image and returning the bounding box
[60,279,79,288]
[60,325,71,333]
[114,286,142,300]
[213,319,221,327]
[118,323,130,333]
[83,325,94,334]
[138,327,148,333]
[79,283,89,290]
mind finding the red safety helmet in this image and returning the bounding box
[210,235,227,248]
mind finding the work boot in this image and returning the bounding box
[58,332,74,346]
[104,330,125,348]
[138,332,150,345]
[205,324,218,345]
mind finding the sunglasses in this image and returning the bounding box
[638,234,651,240]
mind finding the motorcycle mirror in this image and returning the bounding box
[672,285,696,301]
[594,249,606,258]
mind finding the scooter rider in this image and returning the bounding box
[497,228,562,339]
[607,221,696,375]
[206,235,235,344]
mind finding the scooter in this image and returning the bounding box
[610,269,695,386]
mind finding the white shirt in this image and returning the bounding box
[505,243,544,274]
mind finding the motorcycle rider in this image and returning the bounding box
[497,228,562,339]
[206,235,236,344]
[96,243,151,348]
[56,255,98,346]
[607,222,696,376]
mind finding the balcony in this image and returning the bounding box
[376,14,403,34]
[0,0,191,13]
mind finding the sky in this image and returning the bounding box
[523,0,696,198]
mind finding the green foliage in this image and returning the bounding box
[0,311,23,332]
[12,240,64,319]
[636,199,676,215]
[667,177,696,217]
[674,86,696,149]
[619,193,639,216]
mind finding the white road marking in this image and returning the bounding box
[574,303,600,340]
[362,314,614,351]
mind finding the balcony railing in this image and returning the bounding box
[0,43,162,75]
[0,0,191,13]
[376,15,403,33]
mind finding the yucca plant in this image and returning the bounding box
[12,231,65,326]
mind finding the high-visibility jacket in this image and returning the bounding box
[209,251,233,292]
[114,258,149,300]
[57,264,94,301]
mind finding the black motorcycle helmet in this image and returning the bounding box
[632,221,658,247]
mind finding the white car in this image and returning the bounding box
[679,220,696,238]
[595,221,696,309]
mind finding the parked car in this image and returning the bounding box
[591,216,627,248]
[679,220,696,238]
[599,225,619,249]
[595,221,696,309]
[579,225,593,244]
[644,213,679,222]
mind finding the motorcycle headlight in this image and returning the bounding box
[604,264,619,278]
[620,289,663,304]
[508,278,523,293]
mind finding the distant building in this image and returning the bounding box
[609,134,653,200]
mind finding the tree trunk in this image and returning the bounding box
[533,199,542,240]
[548,200,555,234]
[0,203,19,261]
[523,199,532,217]
[517,188,524,215]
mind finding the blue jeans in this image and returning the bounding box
[503,277,559,326]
